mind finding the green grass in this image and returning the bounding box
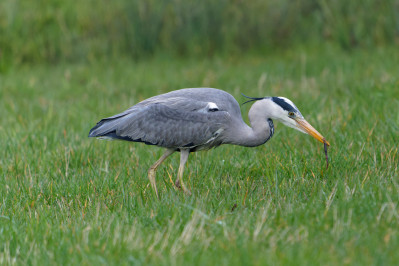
[1,0,397,66]
[1,46,398,265]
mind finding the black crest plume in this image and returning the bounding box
[241,93,265,105]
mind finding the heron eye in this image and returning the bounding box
[289,112,295,117]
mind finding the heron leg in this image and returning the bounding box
[148,149,175,198]
[177,149,191,195]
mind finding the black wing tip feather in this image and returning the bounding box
[104,131,157,146]
[88,112,132,138]
[88,126,98,138]
[88,128,157,146]
[88,120,105,137]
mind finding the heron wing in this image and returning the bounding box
[89,99,231,148]
[110,88,241,117]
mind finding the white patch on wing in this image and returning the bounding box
[197,102,219,113]
[207,102,219,111]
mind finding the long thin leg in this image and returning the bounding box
[177,149,191,195]
[148,149,175,198]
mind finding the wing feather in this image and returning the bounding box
[89,101,230,149]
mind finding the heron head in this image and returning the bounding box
[269,97,330,146]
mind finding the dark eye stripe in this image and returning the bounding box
[272,97,296,112]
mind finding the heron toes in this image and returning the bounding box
[179,185,192,196]
[184,188,192,196]
[174,179,192,195]
[149,170,191,198]
[148,169,159,198]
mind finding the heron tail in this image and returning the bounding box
[88,114,127,139]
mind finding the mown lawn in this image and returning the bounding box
[1,46,398,265]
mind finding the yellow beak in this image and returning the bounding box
[295,118,330,146]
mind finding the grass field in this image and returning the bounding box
[1,46,398,265]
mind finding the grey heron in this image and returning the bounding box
[89,88,330,197]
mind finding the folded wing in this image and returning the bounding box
[88,97,230,149]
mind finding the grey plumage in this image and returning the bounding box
[89,87,329,197]
[89,88,257,151]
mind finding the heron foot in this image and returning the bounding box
[183,187,192,196]
[174,179,181,189]
[147,149,175,199]
[148,169,159,199]
[174,177,191,195]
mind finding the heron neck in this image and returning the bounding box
[227,99,274,147]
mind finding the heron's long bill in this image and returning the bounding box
[295,118,330,146]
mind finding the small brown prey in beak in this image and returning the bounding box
[323,138,329,169]
[295,118,330,168]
